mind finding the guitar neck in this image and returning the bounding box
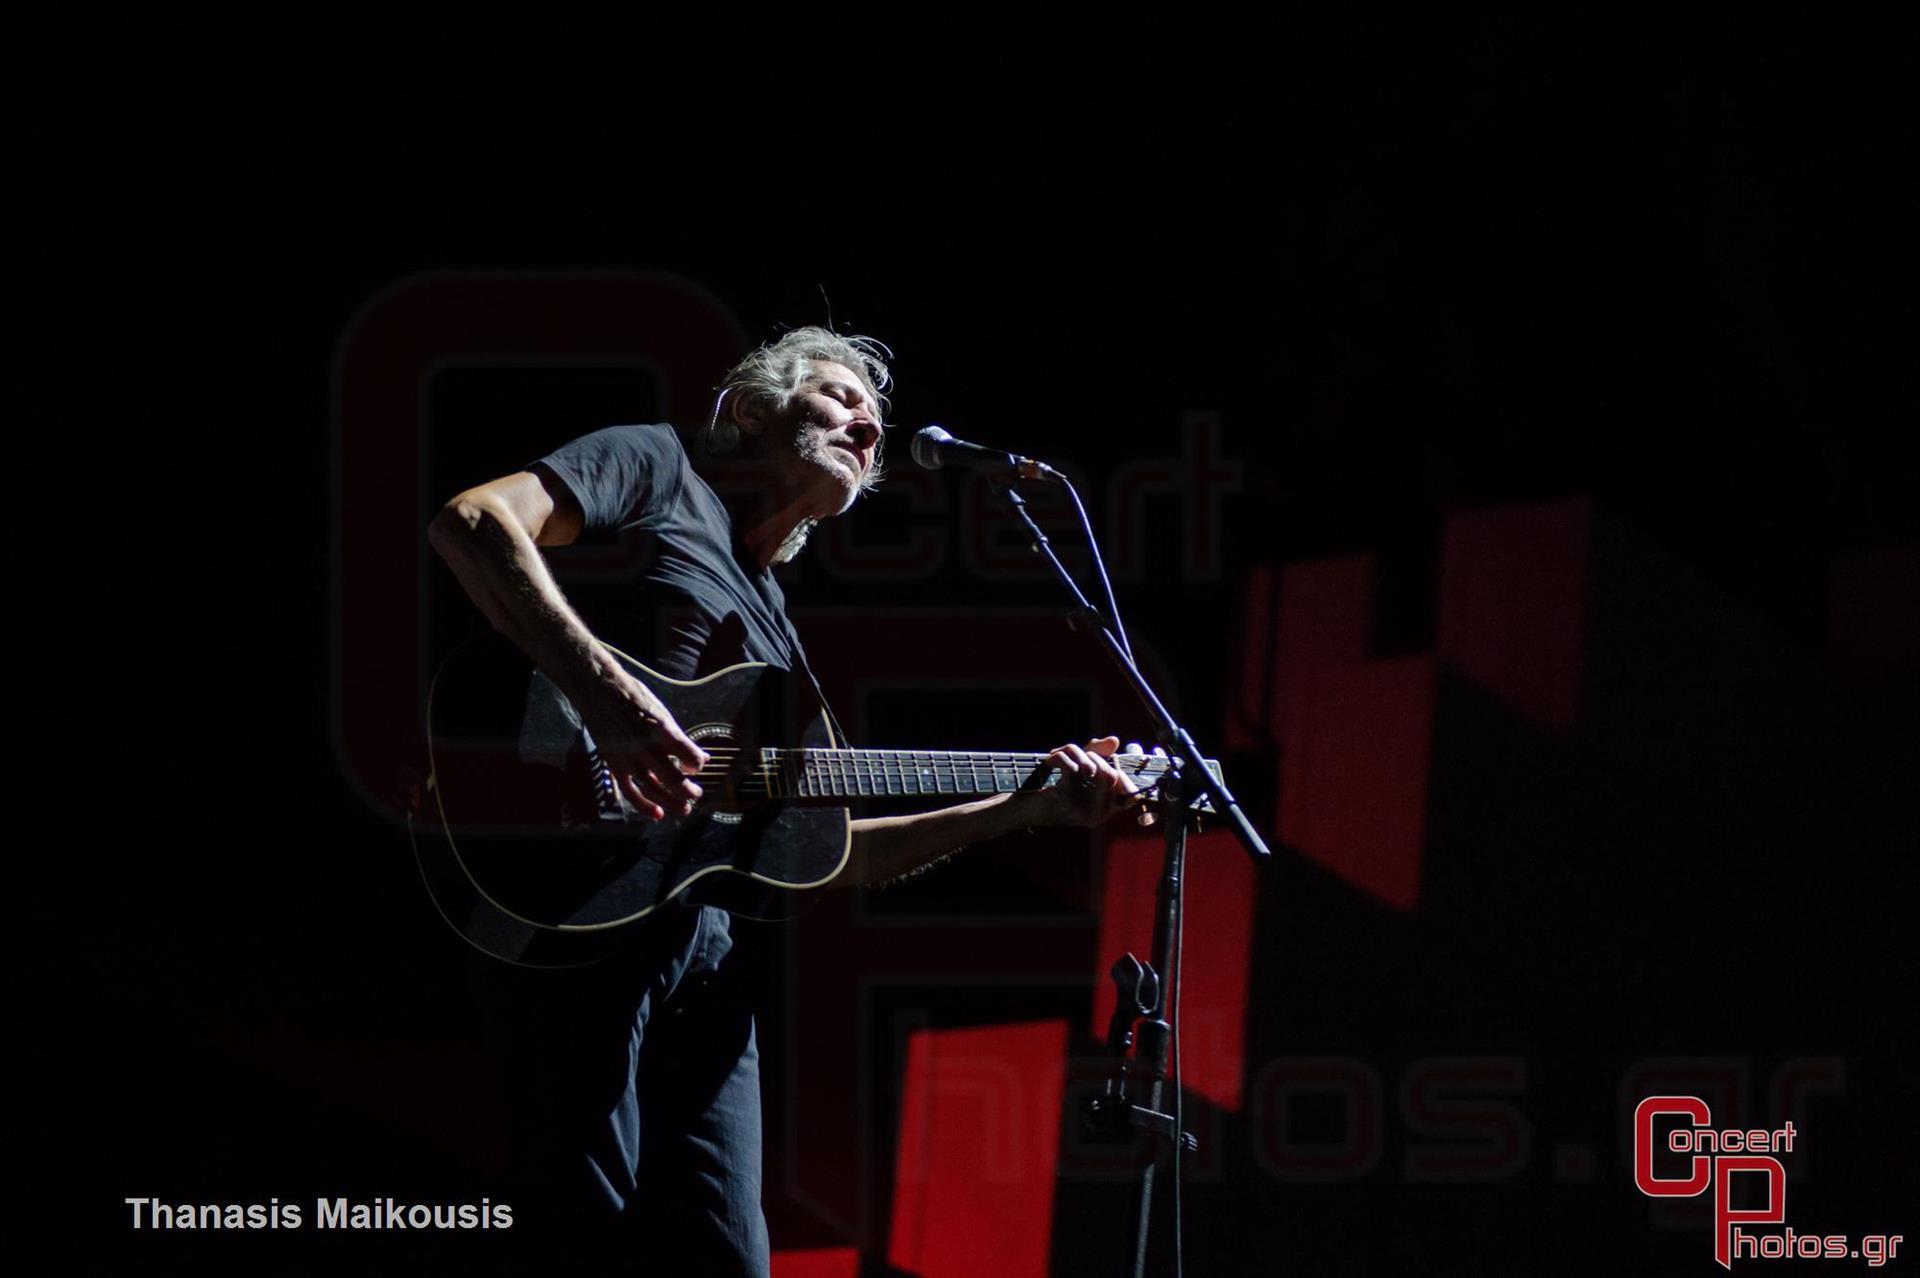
[761,748,1209,801]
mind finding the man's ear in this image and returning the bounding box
[729,392,769,439]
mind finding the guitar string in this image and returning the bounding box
[688,748,1177,765]
[688,758,1179,780]
[691,754,1178,772]
[673,750,1185,804]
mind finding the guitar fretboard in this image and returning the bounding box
[744,749,1201,800]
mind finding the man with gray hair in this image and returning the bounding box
[431,326,1141,1273]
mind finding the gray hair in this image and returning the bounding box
[705,326,894,496]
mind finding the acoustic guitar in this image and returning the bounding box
[413,634,1210,966]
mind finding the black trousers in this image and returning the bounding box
[469,905,769,1275]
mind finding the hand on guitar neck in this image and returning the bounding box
[1009,735,1163,830]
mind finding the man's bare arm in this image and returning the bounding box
[428,470,707,819]
[429,471,592,684]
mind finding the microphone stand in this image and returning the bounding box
[991,482,1268,1278]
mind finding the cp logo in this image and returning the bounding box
[1634,1096,1787,1270]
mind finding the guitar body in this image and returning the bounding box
[417,634,849,965]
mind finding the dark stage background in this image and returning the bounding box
[29,9,1917,1276]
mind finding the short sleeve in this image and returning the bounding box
[531,424,688,534]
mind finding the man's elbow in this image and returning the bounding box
[429,492,505,563]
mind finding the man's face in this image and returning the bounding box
[765,360,884,514]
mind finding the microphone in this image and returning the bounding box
[910,425,1062,481]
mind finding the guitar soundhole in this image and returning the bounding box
[687,721,746,824]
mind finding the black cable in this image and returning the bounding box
[1060,475,1134,664]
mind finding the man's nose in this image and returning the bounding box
[846,416,881,448]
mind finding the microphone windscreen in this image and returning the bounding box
[910,425,954,470]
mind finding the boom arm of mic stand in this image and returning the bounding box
[994,484,1270,863]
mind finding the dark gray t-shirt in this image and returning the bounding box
[533,424,805,680]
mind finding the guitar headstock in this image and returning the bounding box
[1118,752,1223,812]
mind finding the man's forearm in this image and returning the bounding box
[429,501,609,700]
[845,793,1039,888]
[431,485,708,815]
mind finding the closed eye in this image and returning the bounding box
[824,380,879,420]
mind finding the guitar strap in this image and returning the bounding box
[693,437,850,749]
[787,635,852,748]
[750,556,849,746]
